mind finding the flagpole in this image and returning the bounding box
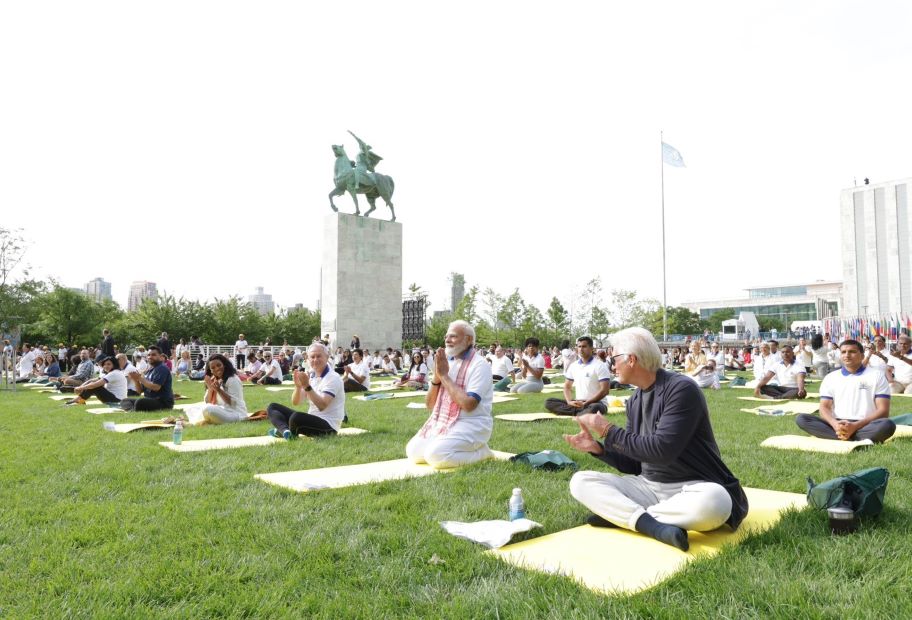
[660,131,668,342]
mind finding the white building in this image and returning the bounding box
[840,177,912,316]
[128,281,158,311]
[84,277,112,302]
[681,281,842,328]
[249,287,275,316]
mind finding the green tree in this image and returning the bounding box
[280,307,321,344]
[607,289,658,331]
[34,287,102,344]
[643,306,704,336]
[704,308,737,333]
[453,286,479,324]
[425,311,453,348]
[546,297,570,332]
[758,316,785,333]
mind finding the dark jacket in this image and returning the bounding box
[598,369,749,530]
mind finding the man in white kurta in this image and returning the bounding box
[406,320,494,469]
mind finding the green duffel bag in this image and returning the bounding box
[806,467,890,517]
[510,450,577,471]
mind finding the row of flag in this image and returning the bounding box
[823,314,912,341]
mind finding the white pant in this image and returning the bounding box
[406,415,493,469]
[569,471,732,531]
[891,380,912,394]
[186,404,247,425]
[510,379,544,394]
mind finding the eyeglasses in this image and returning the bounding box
[610,353,628,363]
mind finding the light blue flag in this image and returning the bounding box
[662,142,686,167]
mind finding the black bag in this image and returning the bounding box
[119,398,136,411]
[807,467,889,517]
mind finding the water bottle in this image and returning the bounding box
[508,488,525,521]
[172,420,183,445]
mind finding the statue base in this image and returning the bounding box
[320,213,402,350]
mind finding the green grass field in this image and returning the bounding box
[2,377,912,619]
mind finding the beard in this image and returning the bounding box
[445,342,467,358]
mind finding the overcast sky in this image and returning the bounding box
[2,1,910,314]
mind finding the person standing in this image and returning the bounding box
[234,334,249,370]
[156,332,172,359]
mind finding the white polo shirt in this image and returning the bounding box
[819,365,891,421]
[347,360,371,388]
[887,354,912,384]
[796,345,813,368]
[490,354,513,378]
[565,356,611,403]
[308,366,346,431]
[768,360,806,388]
[866,350,889,370]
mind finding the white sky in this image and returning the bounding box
[2,1,911,313]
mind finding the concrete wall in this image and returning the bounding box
[321,213,402,350]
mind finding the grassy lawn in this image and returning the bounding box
[2,376,912,618]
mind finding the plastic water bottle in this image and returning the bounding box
[508,488,525,521]
[172,420,183,445]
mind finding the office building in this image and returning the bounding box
[681,281,842,328]
[249,287,275,316]
[84,277,112,302]
[840,177,912,316]
[128,281,158,311]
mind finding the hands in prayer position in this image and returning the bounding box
[562,414,609,455]
[293,369,311,390]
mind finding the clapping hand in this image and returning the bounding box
[294,369,310,389]
[562,417,604,455]
[434,348,449,377]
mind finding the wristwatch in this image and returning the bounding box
[304,385,313,392]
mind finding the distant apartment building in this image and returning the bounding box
[249,287,275,316]
[84,277,112,302]
[128,281,158,311]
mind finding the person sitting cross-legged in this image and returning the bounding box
[124,345,175,412]
[509,337,546,394]
[689,358,721,390]
[545,336,611,415]
[564,327,748,552]
[342,348,371,392]
[406,320,494,469]
[266,343,345,439]
[754,345,807,399]
[69,356,128,405]
[255,351,283,385]
[183,354,248,425]
[396,351,429,389]
[886,334,912,395]
[795,339,895,443]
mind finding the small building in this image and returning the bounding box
[681,281,842,327]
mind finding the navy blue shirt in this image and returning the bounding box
[143,363,174,406]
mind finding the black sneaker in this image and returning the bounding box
[586,514,618,528]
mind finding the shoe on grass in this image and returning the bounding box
[267,428,279,438]
[282,430,295,441]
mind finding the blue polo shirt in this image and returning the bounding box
[143,363,174,406]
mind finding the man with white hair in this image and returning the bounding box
[265,343,346,439]
[564,327,748,552]
[406,320,494,469]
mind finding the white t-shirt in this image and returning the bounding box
[768,350,782,365]
[819,366,891,421]
[308,366,346,431]
[811,346,829,365]
[217,375,247,414]
[262,359,283,381]
[866,350,889,370]
[381,359,396,373]
[753,353,773,381]
[561,348,577,369]
[521,353,545,382]
[234,339,248,356]
[796,345,813,368]
[408,363,429,381]
[768,361,806,388]
[18,349,37,377]
[887,354,912,384]
[565,356,611,403]
[347,360,371,388]
[489,355,513,378]
[102,369,128,400]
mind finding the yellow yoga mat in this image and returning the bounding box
[159,428,369,452]
[740,401,819,416]
[760,434,873,453]
[112,423,174,433]
[737,397,788,404]
[265,386,295,392]
[887,424,912,441]
[49,395,101,403]
[353,391,427,400]
[490,487,805,596]
[256,450,515,492]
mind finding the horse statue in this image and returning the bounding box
[328,131,396,221]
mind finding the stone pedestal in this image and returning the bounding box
[321,213,402,351]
